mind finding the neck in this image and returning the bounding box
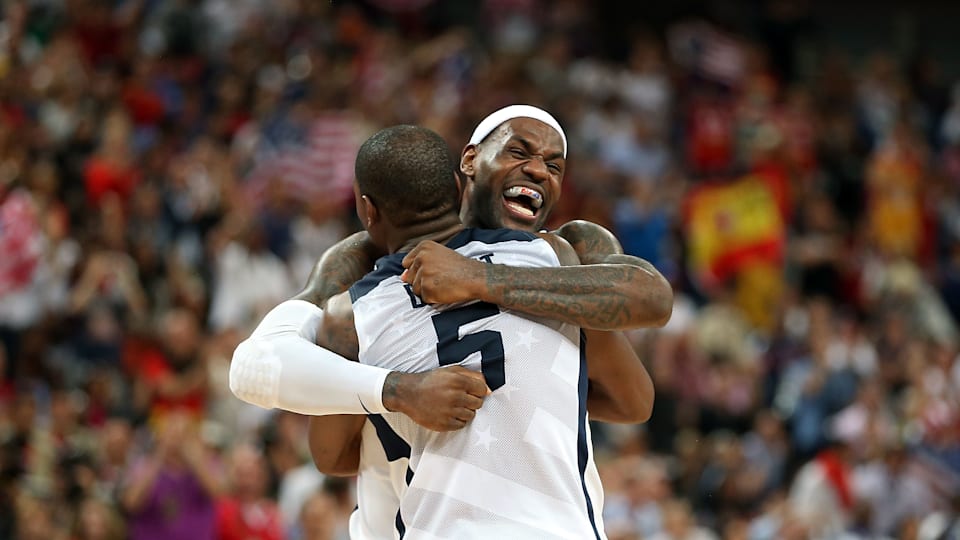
[389,215,464,253]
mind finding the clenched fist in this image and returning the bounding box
[401,241,487,305]
[382,366,491,431]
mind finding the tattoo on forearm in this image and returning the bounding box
[477,220,677,329]
[309,255,368,306]
[485,265,646,329]
[298,234,380,307]
[604,254,659,278]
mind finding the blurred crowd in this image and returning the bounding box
[1,0,960,539]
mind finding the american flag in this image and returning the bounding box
[667,20,745,86]
[243,110,363,206]
[0,190,42,296]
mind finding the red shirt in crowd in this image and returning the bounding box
[84,156,140,207]
[215,498,284,540]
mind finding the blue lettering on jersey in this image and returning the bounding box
[476,252,495,264]
[403,284,426,309]
[432,302,505,391]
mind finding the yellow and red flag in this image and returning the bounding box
[683,174,786,289]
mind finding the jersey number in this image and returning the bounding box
[431,303,505,391]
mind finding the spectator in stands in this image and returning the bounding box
[216,442,283,540]
[121,412,223,540]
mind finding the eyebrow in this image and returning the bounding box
[513,136,564,162]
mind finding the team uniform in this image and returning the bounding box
[347,228,606,540]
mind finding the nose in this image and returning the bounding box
[521,155,550,183]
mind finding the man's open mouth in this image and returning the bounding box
[502,186,543,221]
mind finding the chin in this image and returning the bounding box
[501,217,540,233]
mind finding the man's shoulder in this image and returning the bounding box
[348,253,405,303]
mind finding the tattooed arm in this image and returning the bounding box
[556,219,665,276]
[402,228,672,331]
[294,231,384,307]
[554,221,661,423]
[306,292,365,476]
[401,220,665,423]
[232,229,488,425]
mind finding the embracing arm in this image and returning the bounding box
[557,220,660,423]
[583,330,654,423]
[230,231,391,415]
[540,231,655,422]
[229,298,393,415]
[402,226,672,331]
[401,221,665,423]
[308,415,366,476]
[554,220,672,325]
[307,293,367,475]
[294,231,383,307]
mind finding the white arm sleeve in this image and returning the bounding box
[229,299,391,415]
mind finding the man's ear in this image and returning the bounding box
[460,145,478,177]
[360,195,379,229]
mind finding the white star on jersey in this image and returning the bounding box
[515,328,540,351]
[473,425,497,451]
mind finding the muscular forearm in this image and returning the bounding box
[583,330,654,423]
[600,253,673,326]
[478,263,669,331]
[556,220,673,328]
[308,415,365,476]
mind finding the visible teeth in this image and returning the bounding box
[503,186,543,208]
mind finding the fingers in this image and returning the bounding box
[460,393,484,411]
[409,366,493,432]
[446,366,491,397]
[464,374,492,398]
[434,407,475,431]
[402,260,426,294]
[439,417,467,432]
[401,246,420,269]
[453,407,476,423]
[401,241,439,269]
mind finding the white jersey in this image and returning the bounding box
[348,228,606,540]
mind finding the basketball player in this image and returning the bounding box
[319,124,606,538]
[230,106,671,537]
[230,105,670,431]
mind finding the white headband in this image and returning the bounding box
[468,105,567,158]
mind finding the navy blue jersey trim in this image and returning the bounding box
[349,253,406,303]
[576,330,602,540]
[366,414,413,538]
[395,508,406,538]
[366,413,411,462]
[444,227,538,251]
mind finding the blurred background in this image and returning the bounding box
[2,0,960,539]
